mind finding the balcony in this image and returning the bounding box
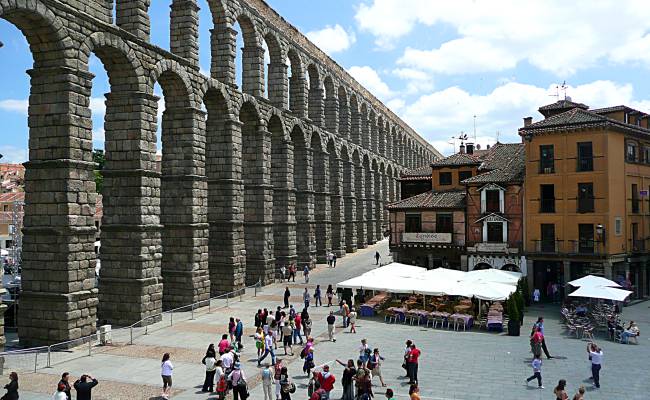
[538,164,555,174]
[576,198,594,213]
[568,239,604,255]
[630,239,646,253]
[539,199,556,213]
[532,239,563,254]
[576,157,593,172]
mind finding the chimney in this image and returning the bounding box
[476,144,481,150]
[459,143,466,154]
[523,116,533,127]
[466,143,474,154]
[486,144,491,149]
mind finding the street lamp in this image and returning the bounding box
[596,224,606,246]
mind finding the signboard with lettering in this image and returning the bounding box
[402,232,452,243]
[640,190,648,197]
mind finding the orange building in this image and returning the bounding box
[520,99,650,300]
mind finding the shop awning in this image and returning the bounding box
[568,285,632,302]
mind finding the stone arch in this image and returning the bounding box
[377,116,385,157]
[350,94,361,145]
[311,130,331,261]
[238,100,273,284]
[307,63,324,126]
[323,76,338,134]
[263,32,285,108]
[378,161,388,237]
[233,13,263,95]
[386,124,394,162]
[337,86,350,140]
[386,164,395,203]
[368,108,377,152]
[198,80,234,117]
[287,48,306,117]
[291,125,315,265]
[360,102,369,150]
[353,149,366,249]
[327,138,344,256]
[363,154,375,245]
[340,144,356,253]
[150,59,197,108]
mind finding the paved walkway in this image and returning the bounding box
[1,240,649,399]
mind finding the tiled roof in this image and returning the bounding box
[462,143,525,184]
[591,105,633,114]
[386,190,465,210]
[430,152,482,167]
[538,99,589,112]
[400,165,432,181]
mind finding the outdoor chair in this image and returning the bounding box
[384,310,396,324]
[425,314,436,328]
[455,317,467,332]
[478,316,487,330]
[582,325,595,341]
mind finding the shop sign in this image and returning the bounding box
[402,232,452,243]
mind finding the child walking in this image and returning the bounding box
[526,354,543,389]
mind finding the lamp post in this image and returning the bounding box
[596,224,606,253]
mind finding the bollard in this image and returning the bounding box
[170,311,173,326]
[88,337,92,357]
[240,290,243,302]
[208,298,211,313]
[191,303,195,320]
[46,346,51,368]
[34,352,38,372]
[145,318,149,336]
[226,293,229,307]
[130,327,133,345]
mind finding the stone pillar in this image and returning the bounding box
[361,115,371,150]
[295,145,316,265]
[309,87,325,127]
[350,108,361,145]
[371,121,379,154]
[325,94,339,135]
[329,156,345,257]
[18,67,99,345]
[243,124,275,285]
[211,26,236,85]
[268,62,288,109]
[272,138,297,272]
[97,90,163,327]
[207,118,246,294]
[355,163,367,249]
[116,0,151,41]
[289,75,307,118]
[338,96,350,140]
[378,129,385,157]
[386,134,392,161]
[374,169,383,240]
[159,107,210,309]
[563,260,571,299]
[242,45,265,97]
[170,0,199,66]
[365,166,376,245]
[343,159,358,253]
[604,261,613,280]
[313,148,332,263]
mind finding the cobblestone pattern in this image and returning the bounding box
[0,0,440,346]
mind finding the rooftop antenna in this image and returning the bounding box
[549,85,560,101]
[473,115,477,141]
[560,80,568,100]
[496,131,500,143]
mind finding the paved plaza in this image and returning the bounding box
[1,240,648,399]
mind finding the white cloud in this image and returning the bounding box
[0,145,28,164]
[399,80,650,155]
[392,68,434,94]
[0,99,28,115]
[348,66,393,101]
[356,0,650,75]
[306,24,356,54]
[90,97,105,115]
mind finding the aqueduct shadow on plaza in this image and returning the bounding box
[0,0,440,346]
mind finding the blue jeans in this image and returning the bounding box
[293,329,303,344]
[259,347,276,365]
[591,364,601,387]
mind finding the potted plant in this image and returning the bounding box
[507,296,521,336]
[515,290,525,326]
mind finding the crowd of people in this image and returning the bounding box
[0,371,98,400]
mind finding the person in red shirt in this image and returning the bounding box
[314,365,336,393]
[309,381,327,400]
[407,343,421,385]
[530,326,543,358]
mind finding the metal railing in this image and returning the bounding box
[0,280,262,373]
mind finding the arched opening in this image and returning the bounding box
[229,14,261,95]
[270,115,295,272]
[239,102,273,285]
[377,116,385,157]
[287,49,305,116]
[354,151,367,249]
[364,155,375,245]
[380,162,389,235]
[502,264,521,272]
[350,94,360,145]
[291,126,315,265]
[312,133,331,262]
[474,263,492,270]
[360,103,369,150]
[261,38,270,99]
[373,159,382,240]
[338,86,350,140]
[204,87,243,294]
[328,139,344,256]
[307,64,323,126]
[341,146,357,253]
[324,76,337,134]
[368,109,377,152]
[264,33,284,108]
[387,165,395,203]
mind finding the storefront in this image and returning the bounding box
[465,254,527,275]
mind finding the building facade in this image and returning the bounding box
[521,100,650,300]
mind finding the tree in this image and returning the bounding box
[93,149,105,193]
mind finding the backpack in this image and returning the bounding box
[300,347,307,359]
[319,390,330,400]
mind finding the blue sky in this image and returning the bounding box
[3,0,650,162]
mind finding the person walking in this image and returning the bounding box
[525,353,543,389]
[160,353,173,399]
[336,359,356,400]
[326,251,332,268]
[259,330,277,366]
[553,379,568,400]
[374,251,381,265]
[218,334,230,355]
[1,372,18,400]
[341,300,350,328]
[284,287,291,309]
[534,317,553,359]
[74,374,98,400]
[235,318,244,348]
[53,383,68,400]
[332,253,337,268]
[314,364,336,394]
[303,287,311,309]
[314,285,322,307]
[215,360,227,400]
[279,366,293,400]
[302,340,315,376]
[403,340,412,378]
[280,265,287,281]
[228,317,236,343]
[58,372,71,400]
[282,318,294,356]
[406,343,421,385]
[228,362,248,400]
[303,265,310,284]
[369,348,386,387]
[255,327,265,358]
[261,364,275,400]
[572,386,586,400]
[202,344,218,392]
[530,326,543,358]
[588,342,603,389]
[327,311,336,342]
[293,313,304,345]
[326,284,334,307]
[288,263,296,282]
[358,339,371,367]
[349,308,358,333]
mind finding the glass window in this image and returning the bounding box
[439,172,452,186]
[540,184,555,213]
[577,142,593,171]
[615,217,623,236]
[578,224,594,254]
[458,170,472,183]
[577,183,594,213]
[404,214,422,233]
[436,213,453,233]
[539,145,554,173]
[540,224,555,252]
[632,183,639,213]
[627,142,637,162]
[485,190,501,213]
[486,222,503,243]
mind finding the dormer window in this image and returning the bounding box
[480,184,505,214]
[627,141,637,162]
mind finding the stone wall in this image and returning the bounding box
[0,0,441,346]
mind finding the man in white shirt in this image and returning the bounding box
[220,347,234,373]
[258,330,276,366]
[587,342,603,389]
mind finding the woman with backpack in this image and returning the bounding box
[368,348,386,387]
[280,366,294,400]
[358,339,371,368]
[202,344,218,392]
[302,339,315,376]
[228,362,248,400]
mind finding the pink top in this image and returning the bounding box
[218,339,230,353]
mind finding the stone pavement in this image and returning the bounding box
[1,239,648,399]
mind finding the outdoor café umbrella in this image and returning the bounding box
[568,285,632,302]
[567,275,622,288]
